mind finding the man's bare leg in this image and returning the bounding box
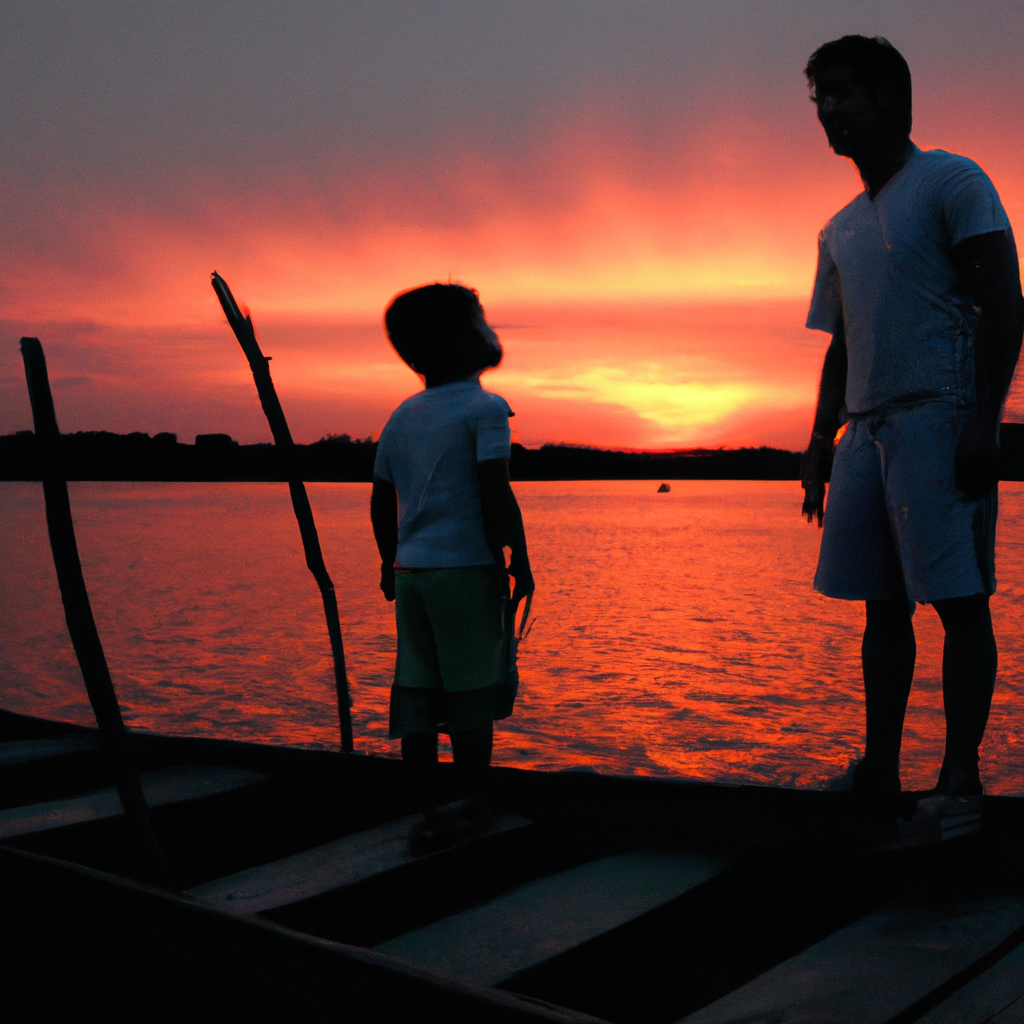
[933,594,996,795]
[857,598,917,795]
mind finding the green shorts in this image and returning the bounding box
[389,565,507,738]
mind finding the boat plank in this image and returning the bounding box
[995,996,1024,1023]
[677,897,1024,1024]
[376,850,732,988]
[0,765,266,838]
[188,808,532,914]
[0,736,101,766]
[917,941,1024,1024]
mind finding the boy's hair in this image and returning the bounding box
[805,35,912,137]
[385,283,503,380]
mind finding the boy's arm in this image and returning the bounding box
[478,457,534,602]
[370,475,398,601]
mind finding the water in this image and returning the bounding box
[2,480,1023,794]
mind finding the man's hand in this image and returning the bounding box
[803,323,847,528]
[380,562,396,602]
[955,411,1000,500]
[510,559,535,604]
[801,433,833,527]
[949,230,1023,501]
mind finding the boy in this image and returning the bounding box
[371,283,534,851]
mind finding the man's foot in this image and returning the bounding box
[851,757,901,801]
[934,760,983,797]
[898,792,982,846]
[898,763,983,847]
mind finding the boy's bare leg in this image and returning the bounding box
[450,722,494,823]
[402,732,439,818]
[933,594,996,794]
[857,598,916,795]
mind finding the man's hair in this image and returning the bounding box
[805,35,912,137]
[384,283,502,379]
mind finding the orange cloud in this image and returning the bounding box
[2,106,854,325]
[3,92,1022,450]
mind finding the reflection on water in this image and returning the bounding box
[1,480,1022,793]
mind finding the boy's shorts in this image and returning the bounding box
[389,565,506,737]
[815,401,997,604]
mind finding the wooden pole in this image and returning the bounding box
[20,337,173,887]
[210,273,354,752]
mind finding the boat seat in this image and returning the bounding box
[0,736,101,767]
[0,765,266,839]
[187,804,532,915]
[677,896,1024,1024]
[917,940,1024,1024]
[375,850,732,987]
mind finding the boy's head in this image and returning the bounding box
[385,283,502,385]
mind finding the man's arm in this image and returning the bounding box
[951,229,1024,499]
[802,320,848,526]
[370,476,398,601]
[477,457,534,602]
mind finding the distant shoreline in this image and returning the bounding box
[4,426,1024,482]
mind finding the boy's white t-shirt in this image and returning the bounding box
[373,379,513,568]
[806,147,1010,414]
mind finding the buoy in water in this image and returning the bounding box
[657,483,671,493]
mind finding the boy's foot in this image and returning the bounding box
[407,800,494,857]
[408,807,467,857]
[458,796,494,831]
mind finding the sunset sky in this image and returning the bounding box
[2,1,1023,450]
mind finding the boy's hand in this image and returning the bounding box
[380,562,396,602]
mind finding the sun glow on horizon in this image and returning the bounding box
[505,365,758,436]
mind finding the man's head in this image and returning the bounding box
[385,283,502,385]
[805,36,912,161]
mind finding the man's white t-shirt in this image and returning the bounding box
[373,379,513,568]
[807,147,1011,414]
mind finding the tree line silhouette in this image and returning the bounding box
[3,426,1024,482]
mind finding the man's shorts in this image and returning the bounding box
[389,565,506,737]
[816,401,997,604]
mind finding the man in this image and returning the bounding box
[801,36,1023,802]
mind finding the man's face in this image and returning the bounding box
[813,66,886,161]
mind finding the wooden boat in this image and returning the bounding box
[3,704,1024,1023]
[5,310,1023,1022]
